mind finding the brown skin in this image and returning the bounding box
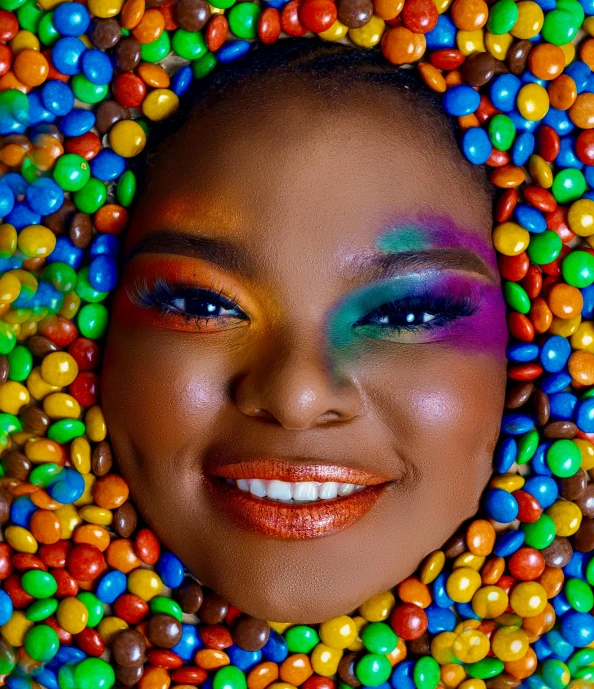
[101,74,508,623]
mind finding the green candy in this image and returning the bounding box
[74,658,115,689]
[193,51,217,79]
[78,303,109,339]
[0,413,21,435]
[53,153,91,192]
[16,0,44,32]
[209,0,235,10]
[77,592,104,628]
[521,514,556,550]
[213,665,247,689]
[75,267,108,303]
[71,74,109,104]
[557,0,585,24]
[141,31,171,62]
[172,28,207,60]
[361,622,397,654]
[285,625,320,653]
[552,168,587,204]
[24,624,59,662]
[587,555,594,586]
[546,439,582,478]
[562,251,594,288]
[0,639,15,674]
[0,0,26,11]
[149,596,183,621]
[413,656,440,689]
[228,2,262,38]
[488,114,516,152]
[42,262,77,294]
[48,418,86,443]
[73,177,107,214]
[516,429,539,465]
[0,89,28,124]
[541,658,571,689]
[486,0,518,34]
[568,648,594,677]
[0,321,16,355]
[26,597,59,622]
[527,230,562,265]
[355,653,392,687]
[565,578,594,613]
[465,657,505,679]
[38,11,59,46]
[30,463,62,487]
[541,8,579,45]
[502,281,530,314]
[7,345,32,382]
[22,570,57,599]
[116,170,136,207]
[58,664,78,689]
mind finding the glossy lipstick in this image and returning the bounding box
[205,459,393,540]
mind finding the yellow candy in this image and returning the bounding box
[26,367,62,400]
[440,664,466,689]
[0,380,29,415]
[8,270,36,294]
[142,88,180,122]
[490,473,525,492]
[560,41,575,66]
[17,225,56,258]
[572,320,594,353]
[569,199,594,237]
[574,438,594,471]
[85,405,107,442]
[208,3,225,13]
[455,619,481,634]
[17,320,37,342]
[1,611,33,646]
[348,15,385,47]
[459,681,486,689]
[430,632,458,665]
[549,314,582,338]
[433,0,453,12]
[87,0,124,17]
[546,500,582,537]
[452,629,489,663]
[453,552,485,572]
[109,120,147,158]
[97,616,129,647]
[456,30,485,56]
[71,436,91,474]
[492,222,530,256]
[510,1,543,38]
[4,308,30,325]
[319,19,348,41]
[585,16,594,36]
[509,582,548,617]
[346,616,367,652]
[420,550,445,584]
[485,32,513,60]
[358,590,395,621]
[268,684,297,689]
[319,615,358,649]
[43,392,81,420]
[74,473,96,507]
[0,273,21,304]
[38,0,69,9]
[268,622,293,634]
[310,643,343,676]
[490,626,529,662]
[79,505,113,526]
[59,291,81,320]
[56,504,82,538]
[529,154,553,188]
[5,525,37,553]
[57,597,89,635]
[0,224,17,258]
[127,569,163,601]
[471,585,509,619]
[446,567,482,603]
[517,84,549,121]
[41,351,78,387]
[10,30,39,54]
[25,438,63,464]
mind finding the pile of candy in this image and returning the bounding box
[0,0,593,685]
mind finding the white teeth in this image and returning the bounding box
[233,478,366,503]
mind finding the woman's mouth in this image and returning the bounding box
[204,459,394,540]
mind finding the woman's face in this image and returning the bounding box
[102,75,509,623]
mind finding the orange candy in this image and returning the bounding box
[397,577,432,608]
[466,519,496,557]
[137,666,171,689]
[94,204,130,234]
[581,37,594,70]
[73,524,111,552]
[381,26,421,65]
[137,63,170,88]
[92,474,129,509]
[29,509,61,544]
[537,565,564,598]
[248,662,280,689]
[12,49,48,87]
[528,44,565,80]
[279,654,313,686]
[504,646,538,680]
[569,349,594,385]
[529,297,553,334]
[548,75,577,111]
[570,93,594,129]
[373,0,404,19]
[195,649,230,670]
[490,165,526,188]
[450,0,488,31]
[418,62,446,93]
[481,557,505,585]
[548,283,583,318]
[105,538,142,573]
[132,8,165,44]
[121,0,145,29]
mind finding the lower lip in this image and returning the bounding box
[204,477,391,540]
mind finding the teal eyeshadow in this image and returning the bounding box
[375,225,432,253]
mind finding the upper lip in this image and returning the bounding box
[206,458,392,486]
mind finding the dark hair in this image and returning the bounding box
[133,37,494,200]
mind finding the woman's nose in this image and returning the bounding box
[233,337,362,430]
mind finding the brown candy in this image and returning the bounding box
[175,579,204,614]
[112,629,147,667]
[113,502,138,538]
[95,101,131,136]
[507,39,533,76]
[115,663,144,687]
[461,51,497,87]
[572,517,594,552]
[0,485,13,524]
[408,632,431,656]
[532,388,550,426]
[338,652,362,687]
[114,37,142,72]
[541,536,573,568]
[22,257,45,272]
[232,616,270,651]
[504,381,533,409]
[337,0,373,28]
[26,335,59,358]
[92,441,113,477]
[43,199,76,236]
[575,484,594,518]
[20,406,50,436]
[69,213,93,250]
[486,675,522,689]
[561,469,587,500]
[0,355,9,387]
[88,17,121,50]
[174,0,211,31]
[147,614,183,648]
[443,531,466,559]
[145,0,168,6]
[543,420,578,439]
[2,450,31,481]
[199,593,229,624]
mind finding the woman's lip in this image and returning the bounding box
[206,458,391,485]
[204,476,392,540]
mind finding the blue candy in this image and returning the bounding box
[494,436,517,473]
[226,645,261,671]
[523,475,558,509]
[425,604,456,634]
[41,81,75,117]
[156,551,185,588]
[484,488,519,523]
[462,127,492,165]
[0,184,15,218]
[493,529,525,557]
[442,85,481,116]
[262,630,288,663]
[425,13,456,49]
[540,335,572,372]
[81,49,113,85]
[171,65,193,97]
[549,391,578,420]
[6,202,41,230]
[390,660,416,689]
[171,624,203,661]
[90,149,125,182]
[53,2,90,36]
[561,611,594,647]
[9,496,37,529]
[540,371,573,394]
[96,570,127,604]
[512,131,535,166]
[490,74,522,112]
[59,108,95,137]
[0,590,13,626]
[51,37,86,76]
[514,203,547,233]
[577,397,594,432]
[217,40,252,63]
[25,177,64,216]
[501,413,535,435]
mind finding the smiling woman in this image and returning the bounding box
[100,38,509,623]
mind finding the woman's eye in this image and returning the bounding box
[367,307,438,328]
[169,293,243,320]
